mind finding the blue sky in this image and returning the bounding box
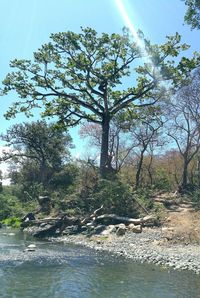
[0,0,200,161]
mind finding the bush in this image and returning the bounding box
[189,188,200,208]
[1,217,21,228]
[154,169,172,191]
[0,193,24,220]
[0,186,38,221]
[132,188,154,211]
[89,178,139,217]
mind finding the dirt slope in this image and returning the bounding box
[154,193,200,244]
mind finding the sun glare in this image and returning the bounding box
[114,0,169,90]
[114,0,145,49]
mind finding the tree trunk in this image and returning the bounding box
[147,154,153,185]
[135,149,145,189]
[100,116,110,177]
[181,159,188,191]
[95,214,157,226]
[197,157,200,187]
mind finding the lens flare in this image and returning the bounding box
[114,0,169,91]
[115,0,145,51]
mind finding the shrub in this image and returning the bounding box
[1,217,21,228]
[90,178,139,217]
[0,193,24,220]
[189,188,200,208]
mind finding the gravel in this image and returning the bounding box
[52,227,200,274]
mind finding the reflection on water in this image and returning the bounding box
[0,228,200,298]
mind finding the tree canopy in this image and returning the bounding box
[2,27,200,176]
[184,0,200,29]
[0,120,73,189]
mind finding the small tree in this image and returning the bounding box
[2,27,199,176]
[0,120,73,190]
[127,107,164,189]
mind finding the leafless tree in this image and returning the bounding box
[167,69,200,191]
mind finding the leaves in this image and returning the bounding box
[184,0,200,29]
[1,27,199,126]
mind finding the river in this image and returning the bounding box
[0,228,200,298]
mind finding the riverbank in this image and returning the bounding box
[52,227,200,274]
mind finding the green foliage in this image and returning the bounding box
[3,27,199,124]
[132,188,154,211]
[1,217,21,228]
[0,186,38,221]
[1,120,73,188]
[0,192,24,220]
[89,178,138,217]
[188,188,200,207]
[2,27,200,177]
[184,0,200,29]
[154,169,172,191]
[1,120,74,200]
[50,163,79,191]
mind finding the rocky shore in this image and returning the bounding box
[52,227,200,275]
[20,205,200,275]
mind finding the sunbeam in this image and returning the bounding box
[114,0,170,91]
[115,0,145,51]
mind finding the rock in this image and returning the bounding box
[101,229,111,236]
[86,222,94,227]
[128,224,142,233]
[55,228,61,235]
[116,224,126,236]
[94,225,106,234]
[100,224,117,236]
[80,226,88,233]
[32,224,55,238]
[40,224,52,230]
[27,244,36,249]
[116,223,126,229]
[162,227,174,232]
[62,225,79,235]
[107,225,117,233]
[25,248,36,252]
[24,244,37,252]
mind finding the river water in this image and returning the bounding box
[0,228,200,298]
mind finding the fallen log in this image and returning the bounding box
[95,214,157,226]
[81,205,104,225]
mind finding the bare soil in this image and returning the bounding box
[154,192,200,244]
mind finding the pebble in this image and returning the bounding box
[54,228,200,274]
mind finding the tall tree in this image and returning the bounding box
[2,27,199,176]
[0,120,73,188]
